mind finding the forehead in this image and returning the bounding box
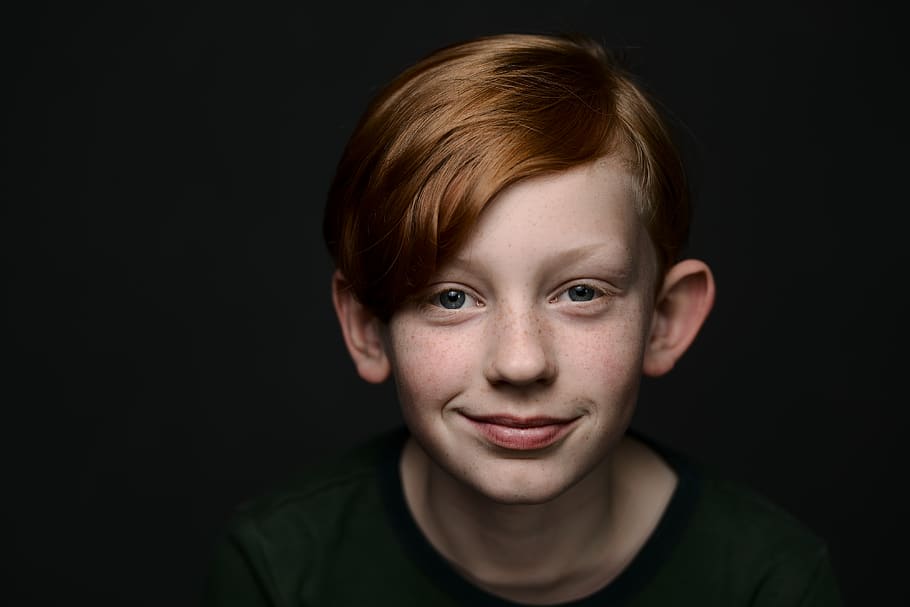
[456,157,651,272]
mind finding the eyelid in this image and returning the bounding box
[424,284,483,310]
[550,281,610,303]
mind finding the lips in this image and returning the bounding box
[462,414,579,451]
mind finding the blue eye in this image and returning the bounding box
[566,284,599,302]
[437,289,467,309]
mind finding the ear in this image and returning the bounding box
[643,259,716,377]
[331,270,391,384]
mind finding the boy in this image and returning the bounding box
[203,33,842,605]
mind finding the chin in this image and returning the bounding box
[461,461,584,506]
[483,489,567,506]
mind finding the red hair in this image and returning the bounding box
[323,33,689,321]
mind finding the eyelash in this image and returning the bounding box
[550,283,607,304]
[426,287,482,311]
[424,282,608,311]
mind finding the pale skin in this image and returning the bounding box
[333,156,715,604]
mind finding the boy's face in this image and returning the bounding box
[382,158,660,504]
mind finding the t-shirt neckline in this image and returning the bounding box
[377,426,700,606]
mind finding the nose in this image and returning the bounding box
[484,304,557,387]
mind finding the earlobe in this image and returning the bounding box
[643,259,716,377]
[331,270,392,384]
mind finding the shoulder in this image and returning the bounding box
[692,470,826,559]
[674,458,842,605]
[238,426,404,508]
[202,426,410,606]
[222,426,407,563]
[629,433,843,605]
[633,432,828,559]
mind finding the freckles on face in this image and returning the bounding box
[384,317,475,414]
[552,301,651,420]
[380,157,660,503]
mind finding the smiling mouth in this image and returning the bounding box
[462,414,580,451]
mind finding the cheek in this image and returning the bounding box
[560,310,650,393]
[388,325,475,408]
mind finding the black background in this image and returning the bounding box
[5,1,905,605]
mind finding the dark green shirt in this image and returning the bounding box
[202,426,843,606]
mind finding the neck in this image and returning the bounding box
[400,435,676,605]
